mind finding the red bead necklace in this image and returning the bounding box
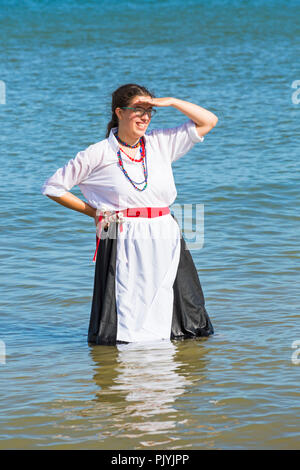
[119,145,144,162]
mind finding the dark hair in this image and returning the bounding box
[106,83,155,138]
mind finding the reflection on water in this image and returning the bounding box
[83,339,207,441]
[1,332,299,449]
[110,341,189,432]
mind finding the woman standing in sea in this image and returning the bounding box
[41,83,218,345]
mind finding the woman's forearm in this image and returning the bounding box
[170,98,218,127]
[134,95,218,127]
[46,192,96,218]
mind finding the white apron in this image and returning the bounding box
[115,213,181,342]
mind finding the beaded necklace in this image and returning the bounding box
[117,137,148,191]
[119,146,144,162]
[115,133,141,148]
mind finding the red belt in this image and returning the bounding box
[93,206,170,262]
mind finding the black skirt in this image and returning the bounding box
[88,215,214,345]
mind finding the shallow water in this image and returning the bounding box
[0,0,300,450]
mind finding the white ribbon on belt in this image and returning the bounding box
[95,205,125,238]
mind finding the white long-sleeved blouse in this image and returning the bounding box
[41,119,204,211]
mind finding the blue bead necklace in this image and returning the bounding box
[115,133,141,148]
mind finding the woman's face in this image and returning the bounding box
[116,95,153,139]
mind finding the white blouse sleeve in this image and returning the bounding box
[41,146,94,197]
[150,119,204,163]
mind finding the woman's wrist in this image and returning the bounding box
[170,97,180,107]
[83,204,97,218]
